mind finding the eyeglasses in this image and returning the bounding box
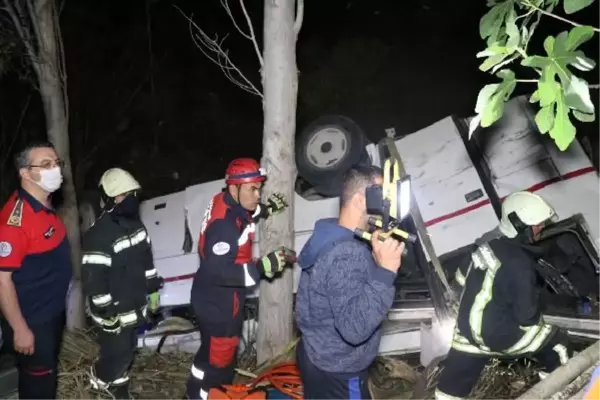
[28,159,65,169]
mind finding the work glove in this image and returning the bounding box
[87,298,121,334]
[100,316,121,335]
[147,275,164,296]
[257,247,296,279]
[253,193,287,221]
[148,292,161,313]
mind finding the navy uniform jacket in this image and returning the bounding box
[0,189,73,324]
[81,211,161,327]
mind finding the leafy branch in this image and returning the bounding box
[470,0,599,151]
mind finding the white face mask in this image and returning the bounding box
[36,167,63,193]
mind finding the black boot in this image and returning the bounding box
[110,383,134,399]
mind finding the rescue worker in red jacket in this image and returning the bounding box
[186,158,294,400]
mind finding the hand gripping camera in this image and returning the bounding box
[354,158,418,255]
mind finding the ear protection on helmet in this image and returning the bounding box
[507,211,526,232]
[508,211,535,242]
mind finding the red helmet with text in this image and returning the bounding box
[225,158,266,185]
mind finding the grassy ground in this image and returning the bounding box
[57,329,549,400]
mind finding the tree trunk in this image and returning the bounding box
[34,0,85,330]
[256,0,299,363]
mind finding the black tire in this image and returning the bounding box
[296,115,369,194]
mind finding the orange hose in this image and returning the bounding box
[251,361,304,399]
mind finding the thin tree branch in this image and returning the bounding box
[589,84,599,89]
[51,0,68,124]
[173,5,263,98]
[25,0,43,56]
[9,93,32,155]
[220,0,251,40]
[3,0,39,78]
[522,0,600,33]
[237,0,263,68]
[294,0,304,38]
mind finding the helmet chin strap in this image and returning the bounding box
[228,184,242,204]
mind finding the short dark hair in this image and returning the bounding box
[340,164,383,208]
[14,141,55,171]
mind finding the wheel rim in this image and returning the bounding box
[305,127,349,170]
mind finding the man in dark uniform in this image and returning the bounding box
[186,158,294,400]
[0,141,73,399]
[436,191,573,400]
[82,168,163,399]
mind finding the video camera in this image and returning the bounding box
[354,158,418,254]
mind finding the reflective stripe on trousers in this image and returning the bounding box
[89,366,130,389]
[189,364,208,400]
[435,388,465,400]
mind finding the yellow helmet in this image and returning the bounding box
[99,168,141,198]
[498,191,557,238]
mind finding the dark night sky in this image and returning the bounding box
[0,0,598,200]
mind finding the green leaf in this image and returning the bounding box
[573,109,596,122]
[530,90,541,103]
[549,91,576,150]
[571,54,596,71]
[535,104,555,134]
[479,53,510,71]
[477,45,511,72]
[564,0,594,14]
[480,69,517,127]
[468,115,482,139]
[538,66,560,107]
[505,8,521,50]
[475,84,500,114]
[564,75,595,114]
[544,36,555,55]
[531,28,599,93]
[566,25,595,50]
[521,55,550,69]
[479,1,516,45]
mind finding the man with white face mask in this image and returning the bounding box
[0,141,72,399]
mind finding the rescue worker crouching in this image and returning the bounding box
[186,158,294,400]
[436,191,573,400]
[81,168,163,399]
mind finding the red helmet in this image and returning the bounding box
[225,158,266,185]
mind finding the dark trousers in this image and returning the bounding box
[0,312,65,399]
[186,300,245,399]
[297,340,371,400]
[436,331,573,399]
[92,327,137,399]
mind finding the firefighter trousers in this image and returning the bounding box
[186,316,244,399]
[297,340,371,399]
[0,312,65,399]
[91,326,137,399]
[436,331,573,399]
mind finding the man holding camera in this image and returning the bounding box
[295,165,405,399]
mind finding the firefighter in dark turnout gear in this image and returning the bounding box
[435,191,573,400]
[82,168,163,399]
[186,158,294,400]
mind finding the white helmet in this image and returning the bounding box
[498,191,557,238]
[99,168,141,198]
